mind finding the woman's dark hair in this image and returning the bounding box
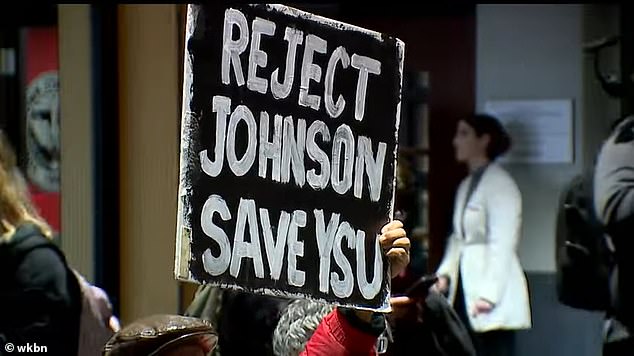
[461,113,512,160]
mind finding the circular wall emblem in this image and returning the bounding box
[26,71,60,192]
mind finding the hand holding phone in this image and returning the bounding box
[405,274,439,299]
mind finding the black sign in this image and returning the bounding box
[175,4,404,311]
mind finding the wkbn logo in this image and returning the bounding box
[18,343,47,353]
[4,342,48,353]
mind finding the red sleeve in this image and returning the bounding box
[300,309,378,356]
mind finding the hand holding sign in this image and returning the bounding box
[353,222,409,322]
[379,220,410,278]
[176,4,404,311]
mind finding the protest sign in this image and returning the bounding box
[175,4,404,310]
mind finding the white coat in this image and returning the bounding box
[436,163,532,332]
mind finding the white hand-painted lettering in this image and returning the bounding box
[331,124,354,195]
[287,210,307,287]
[354,137,386,202]
[221,9,249,86]
[226,105,257,176]
[247,17,275,94]
[200,96,231,178]
[315,209,339,293]
[356,230,383,299]
[201,195,232,276]
[298,34,327,110]
[271,27,303,100]
[351,54,381,121]
[281,116,306,187]
[258,112,283,182]
[331,221,355,298]
[324,46,350,118]
[259,208,291,280]
[306,120,331,190]
[230,198,265,278]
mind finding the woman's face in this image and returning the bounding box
[452,120,489,163]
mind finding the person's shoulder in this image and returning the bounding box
[485,163,517,186]
[597,117,634,168]
[610,115,634,142]
[482,164,521,202]
[9,229,69,292]
[605,116,634,149]
[20,244,66,272]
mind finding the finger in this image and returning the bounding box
[386,244,410,257]
[381,220,403,234]
[379,229,407,248]
[391,237,410,251]
[382,227,407,240]
[387,251,409,268]
[386,248,409,274]
[390,296,414,306]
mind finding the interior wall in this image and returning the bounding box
[117,4,180,323]
[58,4,95,280]
[476,4,583,272]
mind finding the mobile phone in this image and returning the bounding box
[405,274,438,298]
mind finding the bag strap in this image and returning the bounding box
[1,226,82,313]
[1,227,67,270]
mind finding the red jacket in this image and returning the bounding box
[301,309,379,356]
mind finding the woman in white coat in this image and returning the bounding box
[433,114,531,356]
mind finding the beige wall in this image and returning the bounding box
[117,4,181,323]
[58,4,95,281]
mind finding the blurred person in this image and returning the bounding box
[299,220,410,355]
[215,289,291,355]
[433,114,531,356]
[111,220,408,356]
[0,131,116,355]
[185,274,291,355]
[273,296,426,356]
[0,133,81,355]
[593,115,634,354]
[102,314,217,356]
[273,298,334,356]
[184,284,224,355]
[277,283,475,356]
[386,275,475,356]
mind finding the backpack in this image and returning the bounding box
[73,270,118,356]
[386,290,476,356]
[555,171,614,311]
[422,291,477,356]
[2,227,115,355]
